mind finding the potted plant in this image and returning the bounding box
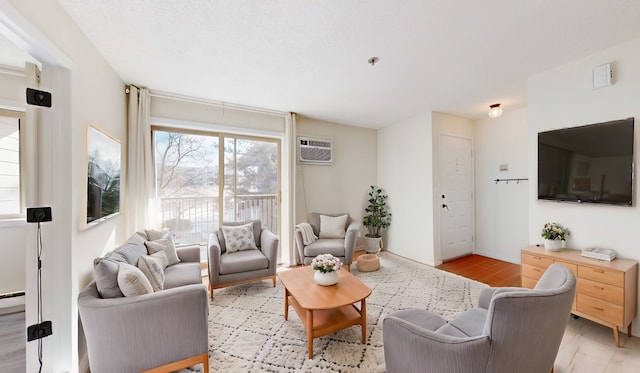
[541,222,570,251]
[311,254,343,286]
[363,185,392,253]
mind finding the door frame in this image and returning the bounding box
[435,132,475,264]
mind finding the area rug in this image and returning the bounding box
[197,252,487,372]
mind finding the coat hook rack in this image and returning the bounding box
[494,178,528,184]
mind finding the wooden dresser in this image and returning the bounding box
[521,246,638,347]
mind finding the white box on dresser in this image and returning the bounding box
[521,246,638,347]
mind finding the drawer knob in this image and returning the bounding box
[593,269,604,274]
[533,268,541,272]
[593,306,604,311]
[593,285,605,291]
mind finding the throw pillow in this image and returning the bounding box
[145,228,171,241]
[117,262,154,296]
[319,214,348,238]
[145,238,181,266]
[137,251,168,291]
[221,223,259,253]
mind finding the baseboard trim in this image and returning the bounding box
[473,250,521,265]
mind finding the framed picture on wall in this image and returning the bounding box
[86,124,121,224]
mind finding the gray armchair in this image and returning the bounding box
[383,263,576,373]
[207,220,279,299]
[295,212,360,271]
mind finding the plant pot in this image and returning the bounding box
[363,236,383,254]
[314,270,338,286]
[544,239,564,251]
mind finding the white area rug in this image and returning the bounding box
[194,252,487,372]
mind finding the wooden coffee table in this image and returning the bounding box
[278,266,372,358]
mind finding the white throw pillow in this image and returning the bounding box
[319,214,348,239]
[145,228,171,241]
[117,262,154,296]
[145,237,181,266]
[221,223,259,253]
[137,251,168,291]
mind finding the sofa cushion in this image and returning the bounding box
[145,237,181,266]
[137,252,168,291]
[117,262,154,296]
[163,262,202,289]
[93,242,148,298]
[303,239,346,258]
[219,250,268,275]
[218,220,262,253]
[221,223,259,253]
[145,228,171,241]
[319,214,348,238]
[309,212,350,237]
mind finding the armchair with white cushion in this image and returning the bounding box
[295,212,360,271]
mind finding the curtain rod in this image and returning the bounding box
[148,89,288,118]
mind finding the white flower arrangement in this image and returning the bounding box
[541,222,570,240]
[311,254,342,273]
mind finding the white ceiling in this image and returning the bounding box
[54,0,640,128]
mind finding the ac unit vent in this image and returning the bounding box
[298,137,333,164]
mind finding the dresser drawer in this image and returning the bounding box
[577,278,624,305]
[555,260,578,277]
[522,253,553,269]
[577,293,623,325]
[522,263,546,280]
[578,265,624,287]
[521,276,537,289]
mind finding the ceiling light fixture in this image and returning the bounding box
[368,57,379,66]
[488,103,503,118]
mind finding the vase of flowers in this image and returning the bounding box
[541,222,570,251]
[311,254,342,286]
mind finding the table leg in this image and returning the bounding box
[284,288,289,320]
[307,310,314,358]
[361,298,367,344]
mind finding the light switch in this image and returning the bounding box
[593,63,612,89]
[499,163,509,171]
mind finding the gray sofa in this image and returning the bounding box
[78,231,208,373]
[383,263,576,373]
[295,212,360,270]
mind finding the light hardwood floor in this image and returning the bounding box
[0,310,26,372]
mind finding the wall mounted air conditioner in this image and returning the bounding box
[298,137,333,165]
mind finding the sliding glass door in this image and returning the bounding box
[153,128,280,247]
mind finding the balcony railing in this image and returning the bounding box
[159,195,278,244]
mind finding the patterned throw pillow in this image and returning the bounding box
[145,238,181,265]
[221,223,259,253]
[117,262,154,296]
[319,214,348,238]
[137,251,168,291]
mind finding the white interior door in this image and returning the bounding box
[439,134,474,261]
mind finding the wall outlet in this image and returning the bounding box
[499,163,509,171]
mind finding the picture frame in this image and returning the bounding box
[85,124,121,225]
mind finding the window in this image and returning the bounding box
[152,128,280,247]
[0,109,24,218]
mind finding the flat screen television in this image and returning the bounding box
[538,117,634,206]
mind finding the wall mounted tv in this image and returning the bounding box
[538,117,634,206]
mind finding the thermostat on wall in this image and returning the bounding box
[593,63,613,89]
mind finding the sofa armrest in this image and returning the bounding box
[294,229,305,264]
[176,244,201,263]
[343,222,361,264]
[78,283,208,373]
[207,233,222,285]
[260,228,280,272]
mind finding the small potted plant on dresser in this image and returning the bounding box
[363,185,392,254]
[541,222,570,251]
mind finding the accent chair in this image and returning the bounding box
[383,263,576,373]
[207,219,279,299]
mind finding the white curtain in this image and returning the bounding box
[125,86,155,235]
[285,112,300,265]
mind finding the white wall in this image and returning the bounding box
[378,112,435,264]
[4,0,127,371]
[296,116,377,235]
[528,37,640,336]
[474,108,529,263]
